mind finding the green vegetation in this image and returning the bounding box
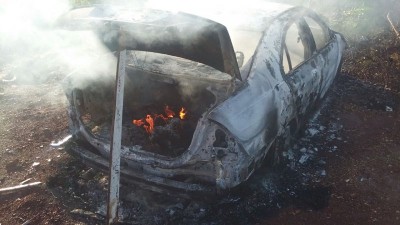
[70,0,101,7]
[68,0,399,41]
[273,0,398,40]
[277,0,398,41]
[328,5,384,40]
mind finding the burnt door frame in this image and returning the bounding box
[281,17,322,120]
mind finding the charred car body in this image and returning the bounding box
[62,4,346,196]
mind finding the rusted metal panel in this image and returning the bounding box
[107,50,126,224]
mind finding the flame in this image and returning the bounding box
[144,114,154,133]
[133,119,145,126]
[132,105,187,134]
[165,106,175,118]
[179,107,186,120]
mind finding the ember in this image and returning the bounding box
[179,107,186,120]
[132,105,187,134]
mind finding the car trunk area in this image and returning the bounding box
[69,51,233,157]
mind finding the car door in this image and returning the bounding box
[282,17,322,118]
[303,16,344,99]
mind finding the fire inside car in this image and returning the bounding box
[74,49,231,157]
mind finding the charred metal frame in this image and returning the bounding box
[63,5,346,198]
[106,50,126,224]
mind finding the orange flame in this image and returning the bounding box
[132,105,187,134]
[133,119,145,126]
[144,114,154,133]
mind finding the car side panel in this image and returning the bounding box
[284,33,345,117]
[285,56,323,117]
[208,15,294,155]
[318,33,346,98]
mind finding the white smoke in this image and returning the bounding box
[1,0,395,85]
[0,0,114,84]
[0,0,300,85]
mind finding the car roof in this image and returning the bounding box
[60,3,294,80]
[148,1,293,32]
[152,2,293,68]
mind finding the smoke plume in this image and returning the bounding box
[0,0,115,85]
[1,0,398,85]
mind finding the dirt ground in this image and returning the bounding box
[1,21,400,225]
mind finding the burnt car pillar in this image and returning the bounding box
[107,49,126,224]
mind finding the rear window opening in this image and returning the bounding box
[229,29,262,68]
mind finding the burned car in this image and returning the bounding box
[62,4,346,196]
